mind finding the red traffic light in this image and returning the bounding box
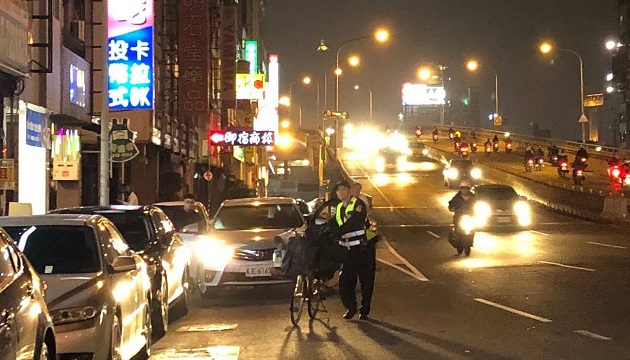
[209,130,225,145]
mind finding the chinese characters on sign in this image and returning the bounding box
[220,5,238,119]
[107,0,154,111]
[179,0,209,126]
[208,129,275,146]
[110,118,139,162]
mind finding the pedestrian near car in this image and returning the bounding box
[329,180,374,320]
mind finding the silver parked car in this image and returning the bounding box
[193,197,306,297]
[1,214,152,360]
[0,227,55,360]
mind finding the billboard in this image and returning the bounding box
[244,40,258,74]
[236,74,265,100]
[402,83,446,106]
[107,0,154,111]
[179,0,209,126]
[209,128,275,146]
[220,5,238,112]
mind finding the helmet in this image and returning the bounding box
[459,181,471,188]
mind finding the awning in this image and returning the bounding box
[50,113,100,133]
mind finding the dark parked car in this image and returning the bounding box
[50,205,190,337]
[0,227,55,360]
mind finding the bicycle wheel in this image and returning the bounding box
[307,278,321,319]
[290,275,306,326]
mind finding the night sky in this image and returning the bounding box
[264,0,616,141]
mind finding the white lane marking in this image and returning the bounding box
[529,230,549,236]
[377,258,426,282]
[587,241,627,249]
[382,224,452,228]
[383,238,429,281]
[474,298,553,323]
[538,260,596,272]
[574,330,612,341]
[426,231,441,239]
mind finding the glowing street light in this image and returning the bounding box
[607,86,615,94]
[334,68,343,76]
[417,67,432,81]
[348,55,361,67]
[539,40,586,143]
[375,28,390,43]
[606,40,617,50]
[302,76,312,85]
[280,119,291,129]
[539,42,553,54]
[279,96,291,107]
[466,60,479,71]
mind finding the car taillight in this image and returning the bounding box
[561,162,567,167]
[528,159,533,165]
[507,144,512,148]
[577,170,583,175]
[581,157,587,162]
[612,167,621,178]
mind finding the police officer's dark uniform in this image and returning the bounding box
[329,181,373,320]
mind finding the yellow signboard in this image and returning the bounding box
[236,74,265,100]
[584,94,604,108]
[493,115,502,127]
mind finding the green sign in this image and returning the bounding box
[245,40,258,74]
[110,118,139,162]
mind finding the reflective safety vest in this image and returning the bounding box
[336,198,366,247]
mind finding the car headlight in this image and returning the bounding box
[470,168,482,179]
[459,215,475,233]
[405,148,412,156]
[474,201,492,218]
[375,156,385,172]
[195,238,234,266]
[444,168,458,179]
[396,156,407,171]
[422,148,429,155]
[51,306,99,325]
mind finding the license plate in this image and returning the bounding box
[497,217,511,223]
[245,265,272,277]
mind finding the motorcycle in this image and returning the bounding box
[449,215,475,256]
[432,133,438,143]
[608,164,630,187]
[573,167,586,185]
[454,141,461,152]
[484,144,492,156]
[459,145,470,158]
[493,142,499,153]
[557,160,570,177]
[471,142,477,153]
[525,158,534,172]
[534,157,544,171]
[505,142,513,153]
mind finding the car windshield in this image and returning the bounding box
[4,225,101,274]
[94,212,152,251]
[213,204,304,230]
[474,187,518,200]
[158,205,207,232]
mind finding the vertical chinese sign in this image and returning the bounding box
[179,0,209,128]
[107,0,154,111]
[220,5,237,126]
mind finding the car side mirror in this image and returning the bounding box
[111,256,137,273]
[181,223,199,234]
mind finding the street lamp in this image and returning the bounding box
[289,75,312,102]
[354,85,373,124]
[539,41,586,143]
[466,59,500,119]
[335,27,390,110]
[417,67,432,82]
[348,55,361,67]
[606,40,617,51]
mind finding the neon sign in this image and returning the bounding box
[107,0,154,111]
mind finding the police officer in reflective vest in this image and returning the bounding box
[329,180,374,320]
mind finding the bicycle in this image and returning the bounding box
[290,274,327,326]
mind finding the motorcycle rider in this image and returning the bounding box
[448,181,475,256]
[548,145,559,159]
[576,146,589,161]
[492,135,499,144]
[524,147,535,163]
[536,146,545,160]
[484,138,492,150]
[432,128,438,137]
[471,130,477,140]
[448,126,454,138]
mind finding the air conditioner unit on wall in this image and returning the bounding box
[71,20,85,42]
